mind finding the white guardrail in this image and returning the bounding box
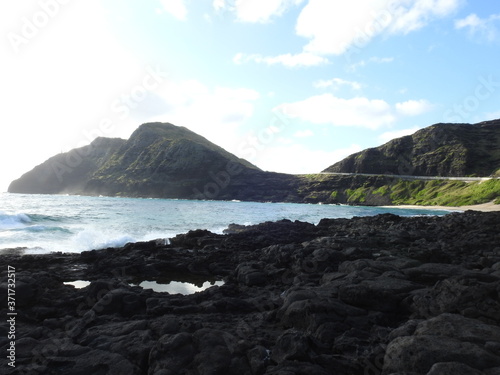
[319,172,497,182]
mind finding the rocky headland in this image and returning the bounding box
[1,210,500,374]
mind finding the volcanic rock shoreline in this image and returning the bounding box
[1,211,500,375]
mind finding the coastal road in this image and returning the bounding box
[319,172,497,182]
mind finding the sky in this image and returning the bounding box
[1,0,500,192]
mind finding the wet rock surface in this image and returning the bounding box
[1,211,500,374]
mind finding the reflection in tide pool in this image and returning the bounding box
[137,280,224,295]
[64,280,91,289]
[62,279,224,294]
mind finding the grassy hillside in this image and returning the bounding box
[324,177,500,206]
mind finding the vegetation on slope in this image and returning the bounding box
[323,120,500,177]
[322,177,500,206]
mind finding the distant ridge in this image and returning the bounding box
[323,119,500,177]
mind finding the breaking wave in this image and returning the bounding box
[0,212,32,230]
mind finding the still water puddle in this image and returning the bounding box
[64,277,224,295]
[64,280,91,289]
[136,280,224,295]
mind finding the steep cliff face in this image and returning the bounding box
[8,137,125,194]
[323,119,500,177]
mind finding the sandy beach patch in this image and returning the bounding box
[383,201,500,212]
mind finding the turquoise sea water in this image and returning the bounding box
[0,193,454,254]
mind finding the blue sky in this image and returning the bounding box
[1,0,500,191]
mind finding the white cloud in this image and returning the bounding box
[158,0,188,20]
[213,0,225,12]
[232,0,460,68]
[294,129,314,137]
[296,0,386,55]
[221,0,305,23]
[233,52,328,67]
[276,94,396,129]
[396,99,434,116]
[455,13,500,42]
[254,143,363,174]
[274,94,435,131]
[295,0,462,56]
[348,56,394,72]
[371,56,394,63]
[313,78,362,90]
[232,53,244,64]
[203,13,212,23]
[0,1,146,191]
[148,80,261,152]
[378,127,421,143]
[233,0,460,66]
[389,0,463,34]
[455,13,482,29]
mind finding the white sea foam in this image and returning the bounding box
[139,230,175,244]
[70,228,136,253]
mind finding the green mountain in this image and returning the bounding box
[84,122,260,197]
[323,119,500,177]
[8,122,260,197]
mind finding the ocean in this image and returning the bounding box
[0,193,453,254]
